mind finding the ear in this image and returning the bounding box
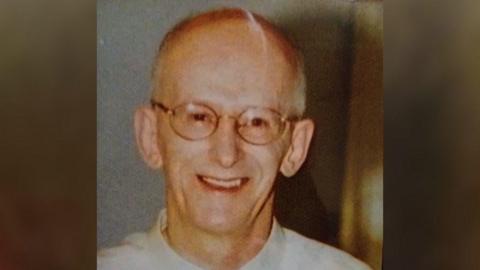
[280,119,315,177]
[134,106,163,169]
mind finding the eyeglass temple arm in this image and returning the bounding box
[150,100,172,114]
[283,115,301,123]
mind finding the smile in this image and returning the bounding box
[197,175,249,191]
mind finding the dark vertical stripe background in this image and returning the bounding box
[0,1,96,269]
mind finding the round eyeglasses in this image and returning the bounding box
[151,100,298,145]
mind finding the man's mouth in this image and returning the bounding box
[197,175,249,191]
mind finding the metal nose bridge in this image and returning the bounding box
[215,114,240,132]
[220,114,237,120]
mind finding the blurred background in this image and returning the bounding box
[97,0,382,269]
[1,0,479,270]
[385,0,480,269]
[0,0,96,269]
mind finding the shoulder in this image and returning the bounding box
[282,228,372,270]
[97,233,157,270]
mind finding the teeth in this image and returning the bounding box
[201,176,242,188]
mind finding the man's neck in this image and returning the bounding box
[162,205,274,270]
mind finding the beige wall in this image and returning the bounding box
[339,2,383,270]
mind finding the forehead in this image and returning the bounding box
[155,20,298,113]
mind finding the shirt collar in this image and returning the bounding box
[145,209,286,269]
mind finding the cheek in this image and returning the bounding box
[160,140,203,198]
[156,124,193,175]
[157,117,202,162]
[162,140,201,173]
[247,142,287,179]
[266,138,289,162]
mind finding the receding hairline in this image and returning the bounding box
[151,8,306,115]
[159,8,300,67]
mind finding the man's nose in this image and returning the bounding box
[209,116,240,168]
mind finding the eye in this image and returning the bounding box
[188,112,216,125]
[250,117,269,128]
[192,113,208,121]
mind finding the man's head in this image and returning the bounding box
[135,8,314,235]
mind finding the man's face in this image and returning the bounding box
[148,21,306,234]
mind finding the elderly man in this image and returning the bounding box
[98,8,371,270]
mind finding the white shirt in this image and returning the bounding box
[98,210,371,270]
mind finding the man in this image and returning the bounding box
[98,8,371,270]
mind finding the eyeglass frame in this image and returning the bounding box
[150,100,299,145]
